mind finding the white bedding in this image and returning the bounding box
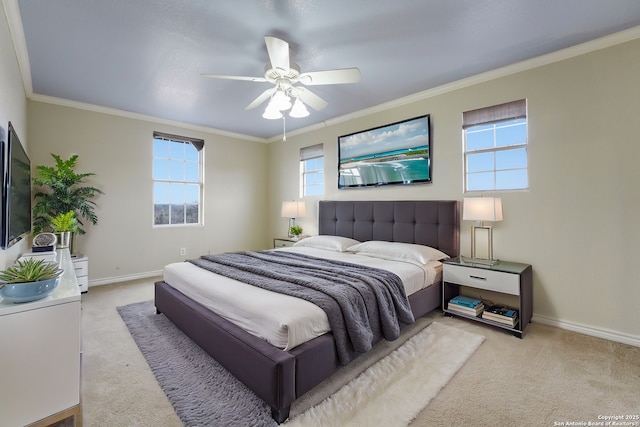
[162,246,442,351]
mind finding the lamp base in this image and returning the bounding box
[471,224,495,260]
[287,218,295,238]
[460,256,500,266]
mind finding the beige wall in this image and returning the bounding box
[27,102,269,282]
[0,4,30,268]
[3,0,638,345]
[268,38,640,343]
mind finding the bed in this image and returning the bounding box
[154,200,459,423]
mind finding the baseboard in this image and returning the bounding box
[533,314,640,348]
[88,270,163,287]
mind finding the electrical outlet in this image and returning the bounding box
[180,248,186,256]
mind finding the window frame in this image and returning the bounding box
[299,143,324,198]
[463,100,528,193]
[152,132,204,227]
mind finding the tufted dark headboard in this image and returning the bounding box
[318,200,459,257]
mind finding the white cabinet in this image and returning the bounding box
[72,254,89,293]
[0,249,82,426]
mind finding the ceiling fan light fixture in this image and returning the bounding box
[272,89,292,111]
[203,36,360,120]
[289,98,309,118]
[262,102,283,119]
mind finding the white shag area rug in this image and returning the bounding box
[284,321,485,427]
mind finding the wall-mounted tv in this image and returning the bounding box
[338,114,431,189]
[2,122,32,249]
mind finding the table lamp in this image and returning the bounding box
[281,201,306,238]
[462,197,503,264]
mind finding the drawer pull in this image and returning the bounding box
[469,275,487,280]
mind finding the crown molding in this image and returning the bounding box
[6,0,639,144]
[4,0,266,143]
[29,93,267,143]
[3,0,32,94]
[268,25,640,142]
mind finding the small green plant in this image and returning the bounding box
[289,225,303,237]
[50,211,79,232]
[0,258,62,287]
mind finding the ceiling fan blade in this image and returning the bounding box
[264,36,290,73]
[245,87,276,110]
[298,68,361,85]
[295,87,328,111]
[201,73,267,83]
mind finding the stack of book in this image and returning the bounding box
[482,305,519,327]
[447,295,484,317]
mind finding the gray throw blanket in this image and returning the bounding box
[188,250,415,365]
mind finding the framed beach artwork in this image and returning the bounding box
[338,114,432,189]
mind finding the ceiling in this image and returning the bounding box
[10,0,640,140]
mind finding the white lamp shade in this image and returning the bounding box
[272,90,292,111]
[263,102,284,120]
[281,201,306,218]
[463,197,503,222]
[289,98,309,118]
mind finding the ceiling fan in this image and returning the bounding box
[201,36,361,119]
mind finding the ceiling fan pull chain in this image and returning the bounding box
[282,116,287,142]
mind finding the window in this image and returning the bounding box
[463,99,528,192]
[153,132,204,226]
[300,144,324,197]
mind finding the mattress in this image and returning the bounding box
[162,246,442,351]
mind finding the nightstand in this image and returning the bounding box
[273,237,297,248]
[442,257,532,337]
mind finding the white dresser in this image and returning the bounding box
[0,248,82,426]
[72,254,89,293]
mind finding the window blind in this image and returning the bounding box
[300,143,323,161]
[463,99,526,129]
[153,131,205,151]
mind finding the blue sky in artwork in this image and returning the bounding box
[340,116,429,160]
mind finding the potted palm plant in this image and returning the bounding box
[32,154,103,251]
[0,258,63,303]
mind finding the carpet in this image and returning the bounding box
[118,300,484,427]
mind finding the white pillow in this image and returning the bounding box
[292,235,361,252]
[347,241,449,265]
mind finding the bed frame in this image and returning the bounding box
[155,200,459,423]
